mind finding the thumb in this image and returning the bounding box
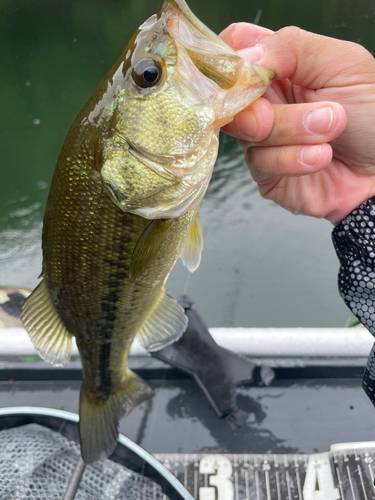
[219,22,274,50]
[238,26,375,88]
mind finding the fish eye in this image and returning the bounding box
[132,58,163,89]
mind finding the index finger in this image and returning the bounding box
[225,25,375,88]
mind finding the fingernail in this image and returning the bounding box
[304,106,334,135]
[238,45,266,63]
[301,145,322,166]
[237,139,255,148]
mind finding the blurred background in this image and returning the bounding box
[1,0,374,328]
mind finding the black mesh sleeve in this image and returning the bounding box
[332,196,375,336]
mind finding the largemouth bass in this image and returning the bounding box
[22,0,273,463]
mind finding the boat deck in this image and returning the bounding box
[0,356,373,455]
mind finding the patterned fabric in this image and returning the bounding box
[363,342,375,400]
[332,196,375,405]
[332,198,375,335]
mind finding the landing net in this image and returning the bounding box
[0,424,168,500]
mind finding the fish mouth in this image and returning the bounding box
[162,0,230,51]
[161,0,274,89]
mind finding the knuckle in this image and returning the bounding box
[273,106,292,138]
[258,185,274,197]
[223,22,237,34]
[275,147,289,170]
[344,42,375,80]
[350,44,375,73]
[244,147,254,168]
[347,40,372,58]
[275,26,305,42]
[303,202,325,219]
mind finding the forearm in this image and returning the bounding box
[332,196,375,335]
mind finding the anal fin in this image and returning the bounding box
[130,219,173,282]
[79,370,152,463]
[181,212,203,272]
[136,290,188,352]
[21,280,73,367]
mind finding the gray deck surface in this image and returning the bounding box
[1,361,374,456]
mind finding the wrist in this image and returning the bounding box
[326,182,375,226]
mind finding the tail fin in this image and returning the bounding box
[79,370,153,463]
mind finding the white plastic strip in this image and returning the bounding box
[0,327,373,358]
[330,441,375,452]
[210,327,374,358]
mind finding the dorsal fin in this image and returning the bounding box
[130,219,173,282]
[181,212,203,272]
[136,290,187,352]
[21,280,73,367]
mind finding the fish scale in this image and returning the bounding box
[120,85,213,155]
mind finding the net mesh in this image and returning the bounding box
[0,424,169,500]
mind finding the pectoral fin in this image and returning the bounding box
[21,280,73,367]
[130,219,173,281]
[181,212,203,272]
[137,290,188,352]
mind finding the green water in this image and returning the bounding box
[1,0,375,327]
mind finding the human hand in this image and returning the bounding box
[220,24,375,224]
